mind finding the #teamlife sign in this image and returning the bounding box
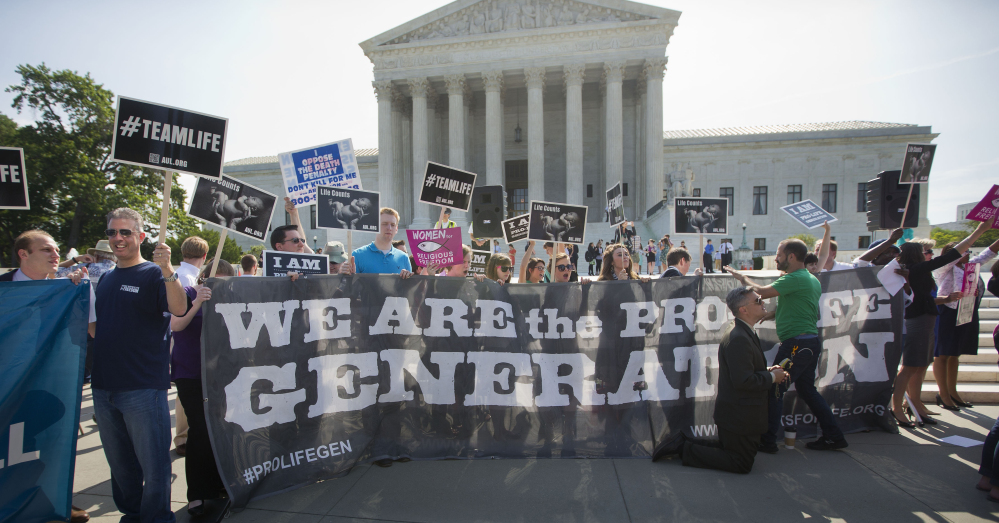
[316,186,380,232]
[527,201,587,244]
[407,228,464,268]
[607,182,626,228]
[419,161,476,212]
[965,184,999,229]
[111,96,228,178]
[188,175,277,242]
[280,139,361,208]
[262,251,330,277]
[673,197,729,234]
[899,143,936,184]
[0,147,29,210]
[501,215,530,243]
[781,199,838,229]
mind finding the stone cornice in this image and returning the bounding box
[662,132,941,152]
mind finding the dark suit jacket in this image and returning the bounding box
[660,267,682,278]
[714,320,773,435]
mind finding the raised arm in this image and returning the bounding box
[171,286,211,332]
[859,227,904,262]
[519,240,535,283]
[816,221,832,269]
[724,267,780,299]
[955,216,996,255]
[283,197,314,253]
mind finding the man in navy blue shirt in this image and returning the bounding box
[703,239,715,273]
[343,207,412,277]
[92,208,190,523]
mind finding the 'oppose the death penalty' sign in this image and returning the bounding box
[279,139,361,208]
[419,162,476,212]
[0,147,29,210]
[111,97,228,178]
[781,199,837,229]
[262,251,330,277]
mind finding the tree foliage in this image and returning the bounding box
[786,233,817,250]
[931,222,999,249]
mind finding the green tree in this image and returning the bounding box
[165,227,244,266]
[787,233,817,250]
[931,223,999,249]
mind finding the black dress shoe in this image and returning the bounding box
[652,433,687,461]
[805,437,848,451]
[758,442,779,454]
[935,394,961,411]
[374,458,393,467]
[951,396,974,408]
[187,502,205,518]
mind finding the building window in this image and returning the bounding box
[858,236,871,249]
[753,186,768,215]
[822,184,837,213]
[623,183,629,197]
[754,238,766,251]
[586,184,593,198]
[310,205,317,229]
[857,182,867,212]
[692,188,701,197]
[720,187,734,215]
[787,185,802,204]
[512,188,528,214]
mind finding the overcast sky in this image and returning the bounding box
[2,0,996,225]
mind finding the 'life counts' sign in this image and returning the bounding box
[262,251,330,277]
[673,198,728,235]
[419,162,476,212]
[316,186,380,232]
[0,147,29,210]
[899,143,936,184]
[407,228,464,268]
[111,97,227,178]
[780,199,838,229]
[187,175,277,242]
[279,140,362,208]
[527,201,587,244]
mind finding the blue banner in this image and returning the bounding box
[0,280,88,523]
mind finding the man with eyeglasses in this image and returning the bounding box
[655,287,787,473]
[270,224,311,253]
[724,238,848,453]
[91,208,191,523]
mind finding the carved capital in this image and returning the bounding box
[373,80,395,102]
[407,77,432,99]
[643,57,668,81]
[602,61,626,83]
[482,70,505,93]
[444,74,467,96]
[524,67,547,91]
[562,64,586,89]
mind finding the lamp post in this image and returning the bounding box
[734,223,753,270]
[740,223,748,250]
[313,235,318,251]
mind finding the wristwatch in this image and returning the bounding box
[163,272,179,283]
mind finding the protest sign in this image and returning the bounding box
[964,184,999,229]
[110,97,227,178]
[899,143,936,184]
[527,201,587,244]
[0,280,88,522]
[419,162,476,211]
[501,215,530,243]
[607,182,625,228]
[673,197,729,234]
[956,262,981,326]
[262,251,330,277]
[0,146,29,210]
[188,174,277,241]
[316,186,379,232]
[469,238,491,276]
[407,228,464,268]
[470,185,505,238]
[781,199,838,229]
[201,268,902,508]
[279,139,361,208]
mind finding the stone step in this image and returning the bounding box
[923,364,999,383]
[982,320,999,333]
[920,382,999,404]
[982,309,999,321]
[961,353,997,364]
[979,333,996,348]
[983,297,999,308]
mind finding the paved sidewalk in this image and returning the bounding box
[72,383,999,522]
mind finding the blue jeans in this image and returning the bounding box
[93,388,176,523]
[980,416,999,486]
[761,335,844,446]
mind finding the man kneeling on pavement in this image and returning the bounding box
[654,286,787,473]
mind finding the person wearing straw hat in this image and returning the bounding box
[56,239,118,288]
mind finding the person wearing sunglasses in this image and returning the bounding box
[485,253,513,284]
[270,224,311,253]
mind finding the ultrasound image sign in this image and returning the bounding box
[673,198,728,234]
[781,199,838,230]
[419,162,476,212]
[111,97,227,178]
[188,175,277,241]
[527,201,587,245]
[316,186,379,232]
[0,147,29,210]
[899,143,936,184]
[262,251,330,277]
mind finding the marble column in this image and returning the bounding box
[373,80,396,209]
[644,57,667,215]
[444,74,466,170]
[408,78,432,228]
[604,62,625,193]
[635,72,646,217]
[483,71,504,187]
[563,64,585,206]
[391,92,405,222]
[463,83,472,171]
[525,67,546,203]
[427,91,439,164]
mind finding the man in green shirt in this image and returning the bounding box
[724,238,847,453]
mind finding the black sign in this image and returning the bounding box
[471,185,505,238]
[781,199,838,230]
[527,201,587,244]
[316,186,379,232]
[899,143,936,184]
[607,183,625,228]
[501,215,530,243]
[0,147,29,210]
[262,251,330,277]
[673,197,729,234]
[201,268,902,508]
[469,238,491,276]
[188,175,276,241]
[419,162,476,212]
[111,96,227,178]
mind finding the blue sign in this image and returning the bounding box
[279,139,362,208]
[780,199,838,229]
[0,280,88,523]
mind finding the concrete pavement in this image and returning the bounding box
[71,383,999,522]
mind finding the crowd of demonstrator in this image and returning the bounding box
[5,197,999,521]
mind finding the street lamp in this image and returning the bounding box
[740,223,748,250]
[313,235,318,251]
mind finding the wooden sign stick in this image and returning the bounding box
[209,228,228,278]
[347,230,352,255]
[158,171,172,245]
[898,182,916,230]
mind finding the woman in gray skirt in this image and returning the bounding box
[890,217,994,426]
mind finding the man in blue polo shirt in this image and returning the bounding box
[344,207,412,276]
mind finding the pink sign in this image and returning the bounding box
[965,184,999,229]
[406,227,464,268]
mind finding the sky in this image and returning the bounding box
[2,0,997,225]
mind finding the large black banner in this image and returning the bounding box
[202,268,901,508]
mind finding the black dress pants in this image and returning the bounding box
[174,378,225,501]
[681,427,760,474]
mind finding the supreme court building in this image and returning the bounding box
[221,0,934,257]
